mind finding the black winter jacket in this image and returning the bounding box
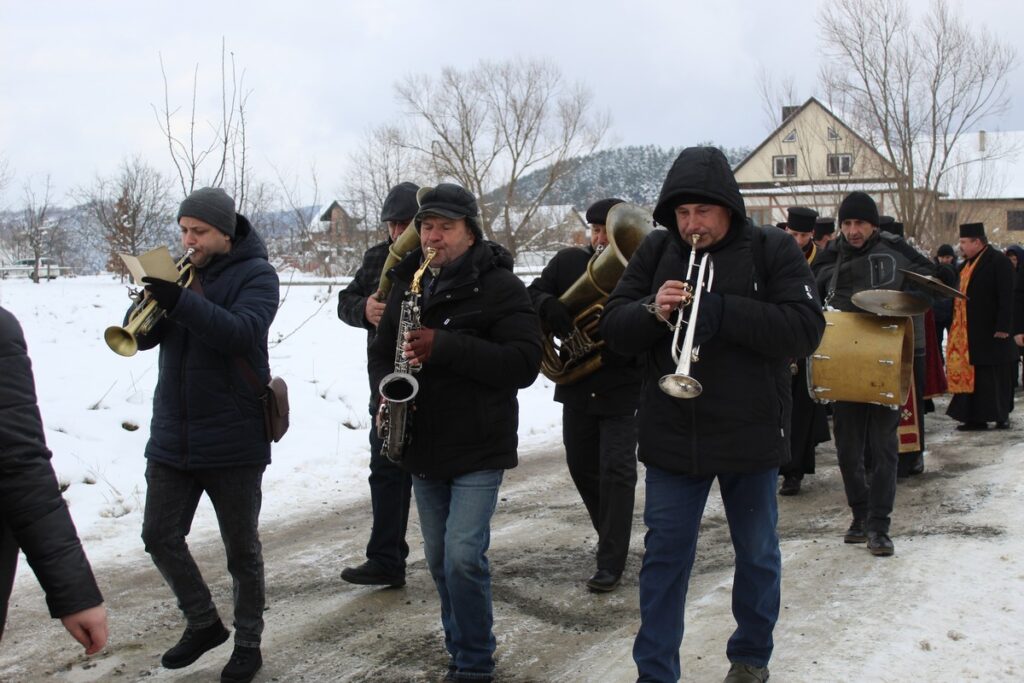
[337,239,390,347]
[136,216,280,469]
[369,241,542,480]
[601,147,825,475]
[0,307,103,638]
[527,246,642,415]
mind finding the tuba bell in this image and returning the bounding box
[540,203,653,384]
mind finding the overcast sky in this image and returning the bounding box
[2,0,1023,205]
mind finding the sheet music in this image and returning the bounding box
[118,246,180,285]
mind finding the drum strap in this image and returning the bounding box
[824,248,845,309]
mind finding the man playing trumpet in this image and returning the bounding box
[601,147,824,683]
[131,187,279,683]
[527,197,641,593]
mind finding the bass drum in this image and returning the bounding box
[806,311,914,406]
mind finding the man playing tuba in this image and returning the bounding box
[527,198,642,594]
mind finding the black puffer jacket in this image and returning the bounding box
[369,241,542,480]
[601,147,825,475]
[0,307,103,638]
[527,246,642,415]
[136,216,280,469]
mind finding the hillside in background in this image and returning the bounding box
[483,143,751,210]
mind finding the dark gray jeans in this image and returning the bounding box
[832,401,899,534]
[142,460,266,648]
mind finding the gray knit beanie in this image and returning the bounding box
[177,187,237,238]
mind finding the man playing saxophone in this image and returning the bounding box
[527,197,641,593]
[601,147,824,683]
[368,183,541,683]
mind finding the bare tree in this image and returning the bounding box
[344,123,429,253]
[395,58,609,256]
[78,156,176,279]
[819,0,1017,241]
[153,39,253,204]
[11,177,60,283]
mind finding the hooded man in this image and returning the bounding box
[601,147,825,683]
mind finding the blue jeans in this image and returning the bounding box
[412,470,503,681]
[366,414,412,574]
[633,466,780,683]
[142,460,266,648]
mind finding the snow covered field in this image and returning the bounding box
[0,273,561,564]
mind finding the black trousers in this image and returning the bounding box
[562,406,637,574]
[832,402,900,534]
[365,408,412,575]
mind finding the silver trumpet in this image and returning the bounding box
[658,234,714,399]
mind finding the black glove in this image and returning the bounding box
[142,276,182,312]
[540,298,574,337]
[692,291,723,347]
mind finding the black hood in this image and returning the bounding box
[652,146,747,238]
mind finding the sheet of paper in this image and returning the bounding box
[118,246,180,285]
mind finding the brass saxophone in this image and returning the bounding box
[377,247,437,462]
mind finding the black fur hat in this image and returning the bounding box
[585,198,625,225]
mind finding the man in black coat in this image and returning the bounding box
[778,206,830,496]
[946,222,1016,430]
[134,187,280,683]
[812,192,934,559]
[369,183,541,683]
[336,182,419,588]
[528,197,641,593]
[601,147,825,683]
[0,306,107,653]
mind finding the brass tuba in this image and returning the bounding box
[540,202,653,384]
[104,249,195,357]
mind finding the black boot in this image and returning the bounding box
[161,620,230,669]
[221,645,262,683]
[340,560,405,587]
[843,516,867,544]
[778,475,801,496]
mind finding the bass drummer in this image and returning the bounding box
[812,191,935,557]
[527,198,642,594]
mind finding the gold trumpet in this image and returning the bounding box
[104,249,196,357]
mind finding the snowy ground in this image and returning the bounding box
[1,274,1022,682]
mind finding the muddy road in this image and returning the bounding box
[1,405,1020,682]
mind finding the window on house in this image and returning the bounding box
[941,211,958,232]
[828,126,841,141]
[782,129,797,143]
[827,153,853,175]
[773,155,798,177]
[1008,210,1024,231]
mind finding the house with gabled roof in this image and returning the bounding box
[733,97,927,228]
[733,97,1024,247]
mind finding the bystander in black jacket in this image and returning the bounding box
[0,306,103,638]
[136,215,279,469]
[601,149,825,476]
[527,245,642,415]
[369,241,542,480]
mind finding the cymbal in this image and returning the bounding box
[899,268,967,299]
[851,289,931,316]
